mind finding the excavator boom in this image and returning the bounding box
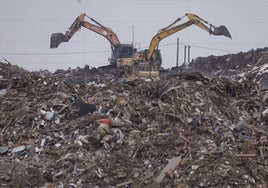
[146,13,231,61]
[50,13,120,48]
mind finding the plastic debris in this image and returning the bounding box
[0,146,9,154]
[11,145,26,154]
[0,88,7,96]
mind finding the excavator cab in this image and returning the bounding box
[114,44,137,59]
[109,44,137,65]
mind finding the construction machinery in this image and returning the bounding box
[50,13,136,65]
[117,13,231,82]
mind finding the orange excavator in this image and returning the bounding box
[50,13,136,65]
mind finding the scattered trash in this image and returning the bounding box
[229,121,248,131]
[96,118,125,151]
[188,47,268,88]
[0,47,267,187]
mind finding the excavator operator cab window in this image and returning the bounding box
[113,45,137,59]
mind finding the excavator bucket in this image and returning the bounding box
[50,33,68,48]
[212,25,232,39]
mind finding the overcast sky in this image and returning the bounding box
[0,0,268,72]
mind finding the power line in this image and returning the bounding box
[0,18,71,22]
[0,43,236,56]
[187,42,268,45]
[0,39,108,44]
[1,38,267,47]
[126,0,268,2]
[189,45,237,53]
[0,18,170,24]
[158,42,237,53]
[1,18,268,25]
[0,50,110,56]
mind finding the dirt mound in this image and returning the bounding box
[0,60,267,187]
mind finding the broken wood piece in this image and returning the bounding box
[160,86,181,99]
[116,180,134,187]
[180,134,190,143]
[235,154,257,157]
[259,146,265,160]
[155,156,182,184]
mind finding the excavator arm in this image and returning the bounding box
[50,13,120,48]
[146,13,231,61]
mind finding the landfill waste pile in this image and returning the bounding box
[0,49,268,188]
[187,47,268,88]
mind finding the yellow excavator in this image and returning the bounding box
[50,13,136,65]
[117,13,231,82]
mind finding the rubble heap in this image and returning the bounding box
[188,47,268,88]
[0,58,268,187]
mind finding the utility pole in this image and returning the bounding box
[183,45,187,65]
[132,25,135,54]
[132,25,135,45]
[176,38,179,68]
[188,45,191,64]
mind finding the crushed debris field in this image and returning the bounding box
[0,48,268,187]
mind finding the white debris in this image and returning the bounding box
[0,89,7,96]
[12,145,26,153]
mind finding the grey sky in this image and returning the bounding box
[0,0,267,71]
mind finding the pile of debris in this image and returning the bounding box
[188,47,268,88]
[0,50,268,187]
